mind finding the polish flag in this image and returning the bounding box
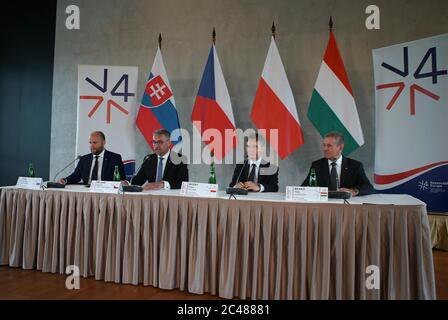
[191,45,237,160]
[251,37,304,159]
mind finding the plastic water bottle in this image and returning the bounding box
[208,159,216,184]
[28,163,35,178]
[113,165,120,181]
[309,168,317,187]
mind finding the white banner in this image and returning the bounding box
[373,34,448,212]
[77,65,139,180]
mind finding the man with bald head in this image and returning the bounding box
[58,131,126,185]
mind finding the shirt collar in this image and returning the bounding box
[249,158,262,167]
[158,151,170,160]
[93,149,105,158]
[328,155,342,167]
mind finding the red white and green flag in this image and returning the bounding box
[308,31,364,155]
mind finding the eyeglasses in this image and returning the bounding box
[151,140,169,146]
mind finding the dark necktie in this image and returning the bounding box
[247,163,257,182]
[156,156,164,182]
[330,161,338,191]
[91,155,99,181]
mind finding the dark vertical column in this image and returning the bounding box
[0,2,57,185]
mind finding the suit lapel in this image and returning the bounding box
[163,154,172,181]
[84,154,93,182]
[340,157,348,187]
[149,154,158,182]
[320,158,331,187]
[101,150,109,180]
[258,161,270,184]
[240,163,250,182]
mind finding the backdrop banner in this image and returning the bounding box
[77,65,139,180]
[373,34,448,212]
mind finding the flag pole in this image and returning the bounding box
[158,32,162,50]
[212,27,216,45]
[271,21,276,39]
[329,16,333,32]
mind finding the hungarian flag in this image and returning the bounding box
[136,46,182,152]
[191,45,237,160]
[307,31,364,155]
[251,37,304,159]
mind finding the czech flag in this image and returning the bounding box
[191,45,237,161]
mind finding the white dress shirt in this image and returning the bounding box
[248,158,264,192]
[156,151,171,190]
[327,155,343,185]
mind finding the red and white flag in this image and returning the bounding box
[251,37,304,159]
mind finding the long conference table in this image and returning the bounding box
[0,185,436,299]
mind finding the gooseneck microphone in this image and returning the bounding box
[130,154,150,185]
[53,155,81,181]
[46,155,81,189]
[226,159,249,197]
[235,159,248,185]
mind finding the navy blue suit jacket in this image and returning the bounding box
[64,150,126,184]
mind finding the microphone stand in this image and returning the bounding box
[53,155,81,181]
[122,154,150,194]
[130,154,150,185]
[46,155,81,188]
[227,160,248,200]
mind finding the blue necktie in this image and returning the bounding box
[156,156,164,182]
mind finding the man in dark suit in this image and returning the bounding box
[132,129,188,190]
[59,131,126,185]
[302,131,373,196]
[229,134,278,192]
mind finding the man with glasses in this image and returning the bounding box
[132,129,188,190]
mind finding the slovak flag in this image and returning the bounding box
[251,37,304,159]
[136,46,182,152]
[191,45,237,161]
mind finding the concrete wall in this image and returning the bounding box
[50,0,448,189]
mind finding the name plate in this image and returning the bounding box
[16,177,43,190]
[180,182,218,197]
[89,180,121,194]
[286,186,328,202]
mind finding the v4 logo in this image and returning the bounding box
[80,68,135,124]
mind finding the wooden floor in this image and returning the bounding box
[1,249,447,300]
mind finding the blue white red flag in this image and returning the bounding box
[136,46,182,152]
[191,45,237,160]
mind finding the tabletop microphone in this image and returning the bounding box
[53,155,81,181]
[226,159,249,197]
[46,155,81,189]
[235,159,248,185]
[129,154,150,185]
